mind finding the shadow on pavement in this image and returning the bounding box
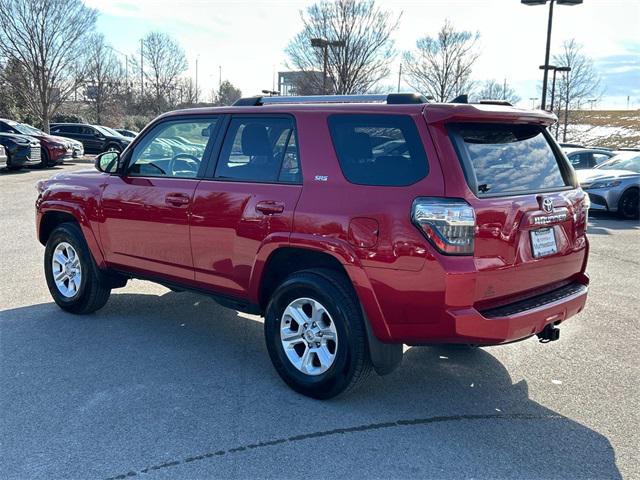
[588,211,640,235]
[0,291,621,479]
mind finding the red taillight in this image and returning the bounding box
[412,198,476,255]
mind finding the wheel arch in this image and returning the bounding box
[255,245,401,376]
[38,206,106,267]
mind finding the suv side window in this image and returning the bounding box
[214,116,300,183]
[128,118,218,178]
[328,114,428,186]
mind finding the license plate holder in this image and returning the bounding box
[531,228,558,258]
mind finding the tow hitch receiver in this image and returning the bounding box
[537,324,560,343]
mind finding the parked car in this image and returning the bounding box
[577,152,640,219]
[562,147,617,170]
[0,133,41,170]
[116,128,138,138]
[0,118,72,167]
[35,94,590,398]
[0,145,6,168]
[50,123,131,154]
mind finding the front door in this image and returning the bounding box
[190,115,302,297]
[99,116,220,283]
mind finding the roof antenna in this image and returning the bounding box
[450,94,468,104]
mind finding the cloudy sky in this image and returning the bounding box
[84,0,640,109]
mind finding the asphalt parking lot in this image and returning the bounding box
[1,162,638,480]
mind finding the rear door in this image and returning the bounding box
[441,120,589,305]
[189,115,302,298]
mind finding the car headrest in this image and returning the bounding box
[241,124,271,156]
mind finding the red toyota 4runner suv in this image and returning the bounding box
[36,94,590,398]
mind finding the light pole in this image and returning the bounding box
[521,0,583,110]
[530,97,539,109]
[539,64,570,112]
[310,37,346,94]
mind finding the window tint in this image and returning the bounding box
[328,114,428,186]
[449,123,569,196]
[215,117,300,183]
[52,125,77,134]
[592,153,611,165]
[128,118,217,178]
[569,152,591,169]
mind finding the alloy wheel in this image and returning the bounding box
[280,297,338,375]
[51,242,82,298]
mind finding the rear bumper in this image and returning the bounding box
[448,282,588,344]
[383,279,588,345]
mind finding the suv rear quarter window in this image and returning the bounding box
[328,114,428,186]
[449,123,571,196]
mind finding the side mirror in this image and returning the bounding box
[95,151,120,173]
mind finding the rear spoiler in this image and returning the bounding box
[423,103,557,126]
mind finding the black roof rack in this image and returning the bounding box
[232,93,428,107]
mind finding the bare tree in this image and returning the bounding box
[174,77,201,106]
[136,32,188,113]
[85,35,123,124]
[550,39,601,141]
[476,79,521,104]
[286,0,400,94]
[0,0,97,131]
[403,20,480,102]
[214,80,242,106]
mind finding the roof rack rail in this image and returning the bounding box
[478,99,513,106]
[232,93,428,107]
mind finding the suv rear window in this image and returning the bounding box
[328,114,428,186]
[449,123,570,196]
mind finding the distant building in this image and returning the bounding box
[278,70,323,96]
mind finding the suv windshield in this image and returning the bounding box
[94,125,121,137]
[596,153,640,173]
[449,123,570,196]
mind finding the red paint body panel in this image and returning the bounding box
[190,180,302,297]
[35,101,590,347]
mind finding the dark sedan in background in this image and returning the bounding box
[0,133,41,170]
[50,123,131,154]
[0,118,73,167]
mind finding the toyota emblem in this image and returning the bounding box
[542,198,554,213]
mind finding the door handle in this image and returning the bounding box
[256,200,285,215]
[165,193,190,207]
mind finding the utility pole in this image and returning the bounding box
[140,39,144,97]
[219,65,222,89]
[398,63,402,93]
[503,78,507,100]
[195,57,199,104]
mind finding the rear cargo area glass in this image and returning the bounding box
[449,123,569,196]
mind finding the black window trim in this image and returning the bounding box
[201,113,303,186]
[327,113,429,187]
[122,114,223,181]
[447,122,576,199]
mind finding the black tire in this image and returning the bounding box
[6,152,21,171]
[618,188,639,220]
[44,222,111,314]
[39,148,50,168]
[264,268,372,399]
[104,144,122,154]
